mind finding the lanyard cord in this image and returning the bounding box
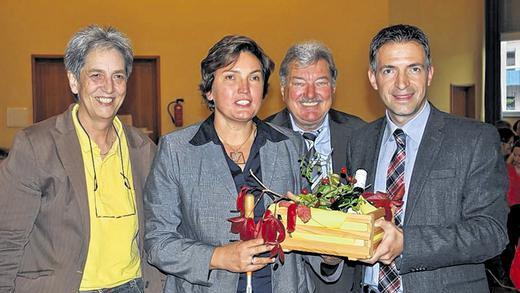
[75,111,129,191]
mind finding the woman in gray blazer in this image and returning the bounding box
[143,35,341,293]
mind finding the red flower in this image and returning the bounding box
[362,191,403,221]
[284,203,312,233]
[260,210,286,243]
[341,167,347,174]
[286,203,297,233]
[228,188,287,264]
[301,187,309,194]
[296,205,311,223]
[229,216,256,241]
[259,210,286,264]
[235,186,250,215]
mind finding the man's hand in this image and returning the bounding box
[210,238,275,272]
[360,219,403,265]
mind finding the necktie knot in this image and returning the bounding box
[393,129,406,148]
[302,132,317,142]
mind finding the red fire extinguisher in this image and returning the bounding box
[168,98,184,127]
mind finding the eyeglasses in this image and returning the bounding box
[76,112,136,218]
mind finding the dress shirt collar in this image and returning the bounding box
[289,113,330,136]
[383,101,431,145]
[71,103,124,155]
[189,113,288,146]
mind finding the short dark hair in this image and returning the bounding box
[64,25,133,80]
[513,138,520,150]
[495,119,513,130]
[369,24,431,72]
[279,41,337,87]
[513,120,520,133]
[499,128,515,143]
[199,35,274,110]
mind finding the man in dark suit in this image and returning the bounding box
[347,24,508,293]
[0,25,164,292]
[266,41,365,292]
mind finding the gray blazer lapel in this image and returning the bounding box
[52,108,90,243]
[404,108,444,225]
[268,108,292,128]
[206,143,237,199]
[364,119,386,192]
[259,140,280,206]
[330,117,345,172]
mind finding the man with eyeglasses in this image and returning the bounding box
[0,25,164,292]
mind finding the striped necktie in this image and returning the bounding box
[378,128,406,293]
[302,132,321,187]
[302,132,317,160]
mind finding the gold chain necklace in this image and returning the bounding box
[218,125,257,165]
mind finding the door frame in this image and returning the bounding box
[31,55,161,140]
[450,83,476,119]
[31,54,67,122]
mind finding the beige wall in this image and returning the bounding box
[0,0,483,149]
[0,0,390,148]
[389,0,484,117]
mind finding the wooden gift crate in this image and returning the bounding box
[268,204,385,260]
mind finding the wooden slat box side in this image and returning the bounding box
[268,204,385,260]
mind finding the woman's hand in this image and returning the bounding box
[210,238,275,272]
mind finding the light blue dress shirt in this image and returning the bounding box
[363,102,430,292]
[289,114,332,189]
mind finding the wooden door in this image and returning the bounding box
[120,58,160,142]
[32,56,75,122]
[32,56,161,142]
[450,84,476,119]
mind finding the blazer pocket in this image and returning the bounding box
[17,269,54,279]
[443,274,487,293]
[429,168,456,179]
